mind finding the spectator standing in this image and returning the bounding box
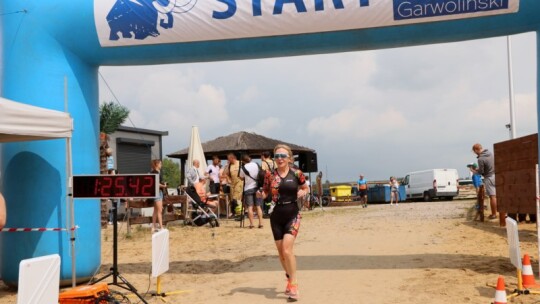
[261,151,276,216]
[151,159,167,232]
[206,156,221,194]
[389,177,400,206]
[301,177,312,210]
[472,143,497,220]
[240,154,263,228]
[224,153,243,216]
[357,174,368,208]
[186,159,201,187]
[261,151,276,172]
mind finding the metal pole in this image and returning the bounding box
[507,35,517,139]
[65,76,77,287]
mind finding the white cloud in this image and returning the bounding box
[246,117,282,134]
[101,69,228,128]
[237,86,260,103]
[307,106,408,141]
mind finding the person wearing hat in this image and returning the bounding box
[357,174,368,208]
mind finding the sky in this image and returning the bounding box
[98,32,538,182]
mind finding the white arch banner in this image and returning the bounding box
[95,0,520,47]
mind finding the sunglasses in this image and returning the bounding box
[274,153,289,159]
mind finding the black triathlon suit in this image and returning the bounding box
[270,169,304,241]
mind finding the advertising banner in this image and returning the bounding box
[95,0,520,47]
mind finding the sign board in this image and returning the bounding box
[506,217,522,270]
[17,254,61,304]
[95,0,520,47]
[152,229,170,278]
[73,174,159,199]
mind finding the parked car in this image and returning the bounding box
[402,169,459,201]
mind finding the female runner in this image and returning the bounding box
[259,144,308,302]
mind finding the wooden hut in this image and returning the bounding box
[167,131,317,181]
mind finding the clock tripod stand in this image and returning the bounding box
[90,199,148,304]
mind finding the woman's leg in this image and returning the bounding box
[155,200,163,229]
[152,202,157,229]
[256,206,263,226]
[281,234,297,283]
[275,240,288,274]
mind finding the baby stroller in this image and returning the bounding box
[183,186,220,228]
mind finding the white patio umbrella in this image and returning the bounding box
[185,126,207,185]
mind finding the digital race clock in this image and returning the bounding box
[72,174,158,199]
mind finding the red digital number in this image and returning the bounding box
[114,177,126,197]
[94,178,100,196]
[128,176,140,196]
[101,177,113,197]
[141,176,155,196]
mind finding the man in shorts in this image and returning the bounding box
[239,154,263,228]
[472,143,497,220]
[357,174,368,208]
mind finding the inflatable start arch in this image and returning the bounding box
[1,0,539,284]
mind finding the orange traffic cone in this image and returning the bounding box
[493,276,507,304]
[522,254,540,288]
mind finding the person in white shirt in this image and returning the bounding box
[239,154,263,228]
[206,156,221,194]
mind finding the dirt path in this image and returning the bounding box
[2,200,540,303]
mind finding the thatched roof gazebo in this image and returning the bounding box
[167,131,317,179]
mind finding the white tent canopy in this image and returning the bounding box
[0,96,77,286]
[0,97,73,143]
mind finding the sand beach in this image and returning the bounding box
[1,199,539,303]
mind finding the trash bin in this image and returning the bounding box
[368,185,406,203]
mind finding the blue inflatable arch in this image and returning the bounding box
[1,0,539,284]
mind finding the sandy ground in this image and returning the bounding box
[2,199,540,303]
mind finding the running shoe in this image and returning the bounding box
[285,281,291,296]
[287,283,299,302]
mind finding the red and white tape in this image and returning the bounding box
[0,226,79,232]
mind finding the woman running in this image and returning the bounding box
[259,144,308,302]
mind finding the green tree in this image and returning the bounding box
[161,158,180,187]
[99,102,130,174]
[99,101,130,227]
[99,102,130,134]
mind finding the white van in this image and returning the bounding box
[402,169,459,201]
